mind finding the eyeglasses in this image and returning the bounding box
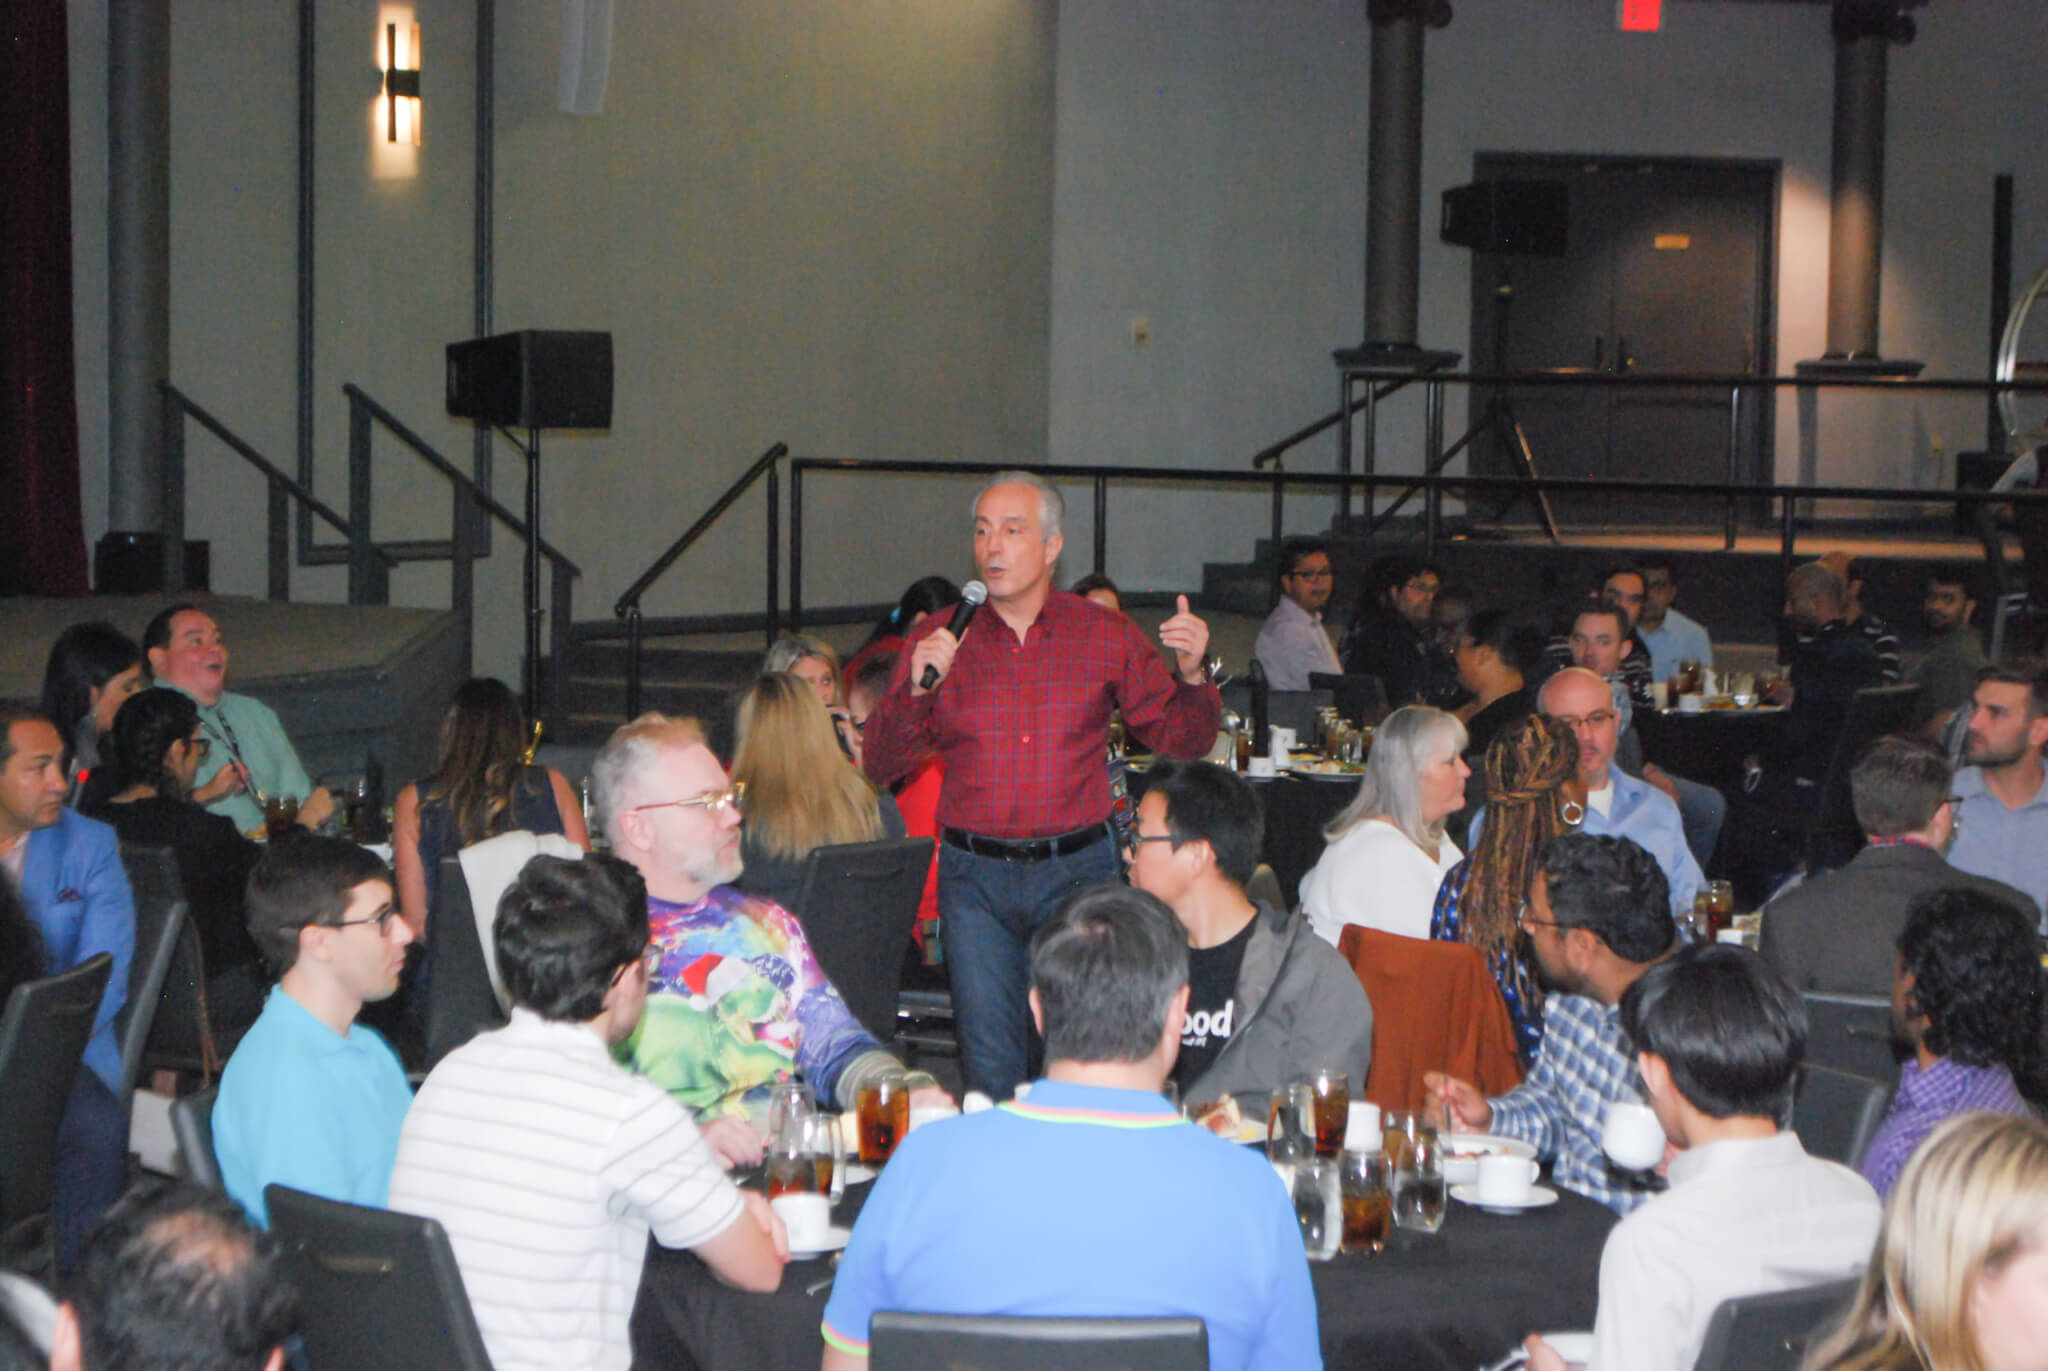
[1516,903,1568,934]
[1287,566,1334,581]
[631,781,747,817]
[182,735,211,760]
[615,946,661,983]
[1549,710,1618,731]
[1125,832,1177,851]
[328,906,401,934]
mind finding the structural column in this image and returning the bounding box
[1359,0,1452,356]
[101,0,172,586]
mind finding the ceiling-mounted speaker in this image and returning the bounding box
[559,0,614,116]
[1440,180,1569,257]
[446,330,614,430]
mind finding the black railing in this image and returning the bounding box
[158,381,398,600]
[613,442,789,719]
[341,384,584,720]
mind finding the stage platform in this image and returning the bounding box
[1,594,467,796]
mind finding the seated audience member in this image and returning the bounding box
[1857,888,2041,1198]
[213,837,414,1226]
[1455,609,1546,765]
[820,884,1320,1370]
[594,714,946,1168]
[841,576,958,691]
[50,1180,297,1371]
[1947,661,2048,926]
[1342,554,1459,708]
[1253,537,1341,690]
[762,633,843,710]
[1483,668,1702,920]
[731,672,904,912]
[1633,556,1713,684]
[1301,705,1469,943]
[1914,565,1987,736]
[1434,714,1584,1064]
[0,703,135,1268]
[1126,759,1372,1108]
[1766,562,1888,786]
[1544,567,1656,707]
[39,621,145,805]
[1760,737,2033,995]
[143,604,333,838]
[1428,833,1676,1213]
[95,689,267,1035]
[390,853,786,1371]
[391,677,587,939]
[844,651,943,961]
[1069,572,1124,612]
[1818,551,1904,684]
[1521,944,1881,1371]
[1805,1112,2048,1371]
[1431,583,1474,658]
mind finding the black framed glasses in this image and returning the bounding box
[183,734,211,761]
[1125,833,1177,852]
[1516,903,1568,934]
[631,781,747,817]
[328,906,401,934]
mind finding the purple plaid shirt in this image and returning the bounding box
[1858,1058,2031,1196]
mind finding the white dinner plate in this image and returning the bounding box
[788,1225,851,1259]
[1442,1133,1538,1185]
[1451,1183,1557,1215]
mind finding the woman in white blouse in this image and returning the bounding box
[1301,705,1470,943]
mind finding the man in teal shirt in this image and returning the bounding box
[213,835,414,1226]
[143,604,334,838]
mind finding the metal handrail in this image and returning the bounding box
[612,441,789,719]
[158,381,397,600]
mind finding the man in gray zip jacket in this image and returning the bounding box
[1129,759,1373,1111]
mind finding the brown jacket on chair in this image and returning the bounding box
[1337,926,1523,1112]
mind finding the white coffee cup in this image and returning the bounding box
[769,1191,832,1249]
[1677,693,1705,714]
[1268,725,1297,759]
[1602,1100,1667,1171]
[1248,755,1278,778]
[1475,1153,1539,1205]
[908,1103,957,1133]
[1343,1100,1382,1151]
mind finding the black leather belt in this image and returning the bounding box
[941,823,1110,863]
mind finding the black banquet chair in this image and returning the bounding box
[1789,1064,1893,1170]
[118,842,219,1084]
[1691,1277,1860,1371]
[870,1311,1209,1371]
[170,1084,223,1193]
[1800,992,1902,1088]
[422,854,509,1073]
[790,837,935,1044]
[114,843,192,1114]
[266,1184,495,1371]
[0,953,114,1280]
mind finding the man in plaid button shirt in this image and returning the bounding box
[863,471,1222,1100]
[1428,833,1676,1214]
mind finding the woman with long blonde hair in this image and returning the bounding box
[1430,712,1584,1064]
[1806,1111,2048,1371]
[732,672,904,911]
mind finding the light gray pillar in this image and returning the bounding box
[106,0,170,533]
[1363,8,1426,348]
[1823,21,1888,359]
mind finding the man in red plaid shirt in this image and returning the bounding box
[863,472,1223,1099]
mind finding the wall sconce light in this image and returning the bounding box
[380,20,421,144]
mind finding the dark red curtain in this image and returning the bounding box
[0,0,90,596]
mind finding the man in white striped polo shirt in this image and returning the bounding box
[389,853,787,1371]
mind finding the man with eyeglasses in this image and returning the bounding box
[1253,537,1342,690]
[1342,553,1460,709]
[596,713,948,1169]
[213,835,415,1227]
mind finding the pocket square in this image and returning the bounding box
[55,887,84,903]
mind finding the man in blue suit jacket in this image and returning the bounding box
[1,705,134,1269]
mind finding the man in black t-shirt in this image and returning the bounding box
[1127,760,1372,1111]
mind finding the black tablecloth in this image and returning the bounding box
[1636,707,1788,790]
[631,1171,1616,1371]
[1129,767,1356,909]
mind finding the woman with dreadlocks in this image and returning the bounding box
[1428,712,1584,1066]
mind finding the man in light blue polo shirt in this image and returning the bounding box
[1634,556,1714,684]
[1948,660,2048,929]
[822,884,1320,1371]
[214,835,415,1226]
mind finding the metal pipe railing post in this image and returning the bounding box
[450,483,476,644]
[346,393,376,604]
[766,463,781,650]
[160,387,187,592]
[1092,473,1108,576]
[1423,379,1446,555]
[267,477,291,600]
[1724,384,1743,551]
[1358,381,1379,528]
[549,560,572,727]
[1779,487,1799,585]
[625,606,643,721]
[789,463,805,631]
[1269,462,1286,603]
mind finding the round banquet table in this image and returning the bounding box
[1127,765,1357,910]
[630,1164,1616,1371]
[1634,705,1788,790]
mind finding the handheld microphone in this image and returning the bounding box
[922,581,988,690]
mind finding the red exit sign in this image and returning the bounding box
[1618,0,1662,31]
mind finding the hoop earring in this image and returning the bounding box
[1558,798,1586,827]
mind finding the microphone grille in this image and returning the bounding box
[960,580,989,606]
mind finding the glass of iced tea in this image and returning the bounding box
[1307,1070,1350,1157]
[767,1113,841,1199]
[856,1071,910,1163]
[1338,1147,1391,1255]
[259,791,299,841]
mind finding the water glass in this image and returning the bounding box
[1392,1132,1447,1234]
[1290,1158,1342,1262]
[1381,1109,1439,1171]
[766,1080,816,1142]
[1267,1084,1316,1166]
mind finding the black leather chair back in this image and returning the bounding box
[118,843,217,1081]
[115,843,193,1105]
[1790,1064,1893,1169]
[171,1085,223,1193]
[423,855,508,1073]
[1800,992,1902,1087]
[870,1311,1209,1371]
[1691,1277,1860,1371]
[791,837,935,1043]
[0,953,114,1276]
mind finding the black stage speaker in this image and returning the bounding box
[1440,180,1569,257]
[445,330,614,429]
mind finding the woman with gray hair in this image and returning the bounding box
[1300,705,1470,944]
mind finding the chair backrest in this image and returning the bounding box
[870,1311,1208,1371]
[1790,1064,1893,1168]
[115,843,192,1106]
[791,837,936,1043]
[1812,685,1924,834]
[1337,927,1523,1110]
[1221,684,1333,739]
[424,854,510,1072]
[0,953,114,1266]
[171,1085,223,1192]
[118,842,218,1081]
[265,1184,495,1371]
[1800,992,1902,1087]
[1309,672,1389,726]
[1691,1277,1860,1371]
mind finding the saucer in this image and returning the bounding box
[1451,1183,1558,1215]
[788,1225,851,1258]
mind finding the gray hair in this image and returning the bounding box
[590,712,705,848]
[1788,560,1845,604]
[761,633,838,678]
[1324,705,1468,848]
[975,470,1064,543]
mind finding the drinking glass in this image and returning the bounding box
[1306,1070,1350,1157]
[1338,1148,1391,1255]
[856,1071,910,1163]
[1380,1109,1439,1172]
[766,1080,816,1142]
[1703,880,1736,938]
[1291,1158,1342,1262]
[1267,1085,1316,1166]
[1392,1132,1447,1234]
[258,791,299,841]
